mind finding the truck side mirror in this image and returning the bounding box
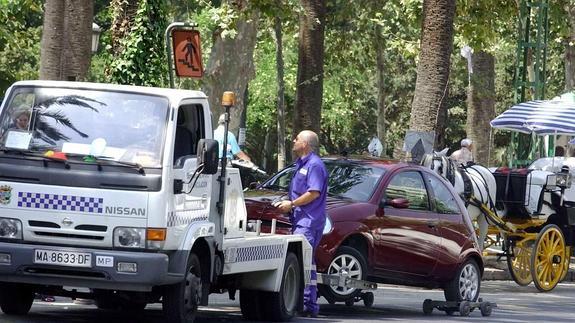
[197,139,218,174]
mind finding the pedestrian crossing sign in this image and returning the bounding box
[171,29,203,78]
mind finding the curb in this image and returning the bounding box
[483,256,575,281]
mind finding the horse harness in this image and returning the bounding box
[424,153,503,228]
[458,163,504,227]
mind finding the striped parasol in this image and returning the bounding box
[491,98,575,135]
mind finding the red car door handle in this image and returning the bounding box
[426,220,438,228]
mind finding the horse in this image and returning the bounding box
[421,149,502,250]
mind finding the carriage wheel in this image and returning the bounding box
[530,224,566,292]
[506,238,534,286]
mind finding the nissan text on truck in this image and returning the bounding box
[0,80,312,322]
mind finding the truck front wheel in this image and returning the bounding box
[163,253,202,322]
[0,283,34,315]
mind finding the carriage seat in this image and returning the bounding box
[493,167,534,219]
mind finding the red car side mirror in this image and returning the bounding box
[385,198,410,209]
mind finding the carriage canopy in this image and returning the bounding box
[490,95,575,136]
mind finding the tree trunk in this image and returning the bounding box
[110,0,141,55]
[293,0,326,136]
[407,0,456,148]
[203,1,259,136]
[565,3,575,92]
[40,0,65,80]
[39,0,93,81]
[467,51,495,165]
[274,14,287,170]
[63,0,94,81]
[374,24,386,156]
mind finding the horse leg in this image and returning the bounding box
[477,214,488,252]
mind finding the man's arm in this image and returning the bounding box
[274,191,320,213]
[236,150,251,161]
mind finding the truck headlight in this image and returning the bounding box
[323,216,333,235]
[0,218,22,239]
[113,227,145,248]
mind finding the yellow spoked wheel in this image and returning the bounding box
[506,238,534,286]
[560,246,572,282]
[531,224,566,292]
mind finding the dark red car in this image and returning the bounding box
[245,157,483,304]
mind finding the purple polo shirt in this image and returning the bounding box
[289,152,328,230]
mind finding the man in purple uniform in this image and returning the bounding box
[274,130,328,318]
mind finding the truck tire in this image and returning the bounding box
[163,253,202,322]
[0,283,34,315]
[260,252,301,321]
[240,289,262,320]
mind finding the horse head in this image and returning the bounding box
[421,148,456,185]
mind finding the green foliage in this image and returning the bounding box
[5,0,575,170]
[107,0,169,86]
[244,27,298,166]
[244,0,422,168]
[320,0,420,156]
[88,1,113,83]
[0,0,42,94]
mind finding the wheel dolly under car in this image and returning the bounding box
[422,298,497,317]
[317,272,378,307]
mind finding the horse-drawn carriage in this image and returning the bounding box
[423,151,573,292]
[423,97,575,292]
[490,158,573,291]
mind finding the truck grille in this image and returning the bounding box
[33,232,104,241]
[28,221,108,242]
[28,221,107,232]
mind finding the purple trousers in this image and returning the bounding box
[293,225,323,314]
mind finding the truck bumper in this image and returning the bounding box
[0,242,182,291]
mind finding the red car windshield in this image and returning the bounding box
[261,160,386,202]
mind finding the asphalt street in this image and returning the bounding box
[1,280,574,323]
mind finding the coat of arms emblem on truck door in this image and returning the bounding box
[0,186,12,205]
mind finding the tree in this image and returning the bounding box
[0,0,43,92]
[202,0,260,135]
[39,0,64,80]
[466,51,495,165]
[407,0,456,149]
[565,3,575,91]
[454,0,515,164]
[374,23,386,156]
[107,0,168,86]
[110,0,140,55]
[293,0,326,135]
[39,0,94,81]
[274,9,287,169]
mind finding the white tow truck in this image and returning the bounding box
[0,80,312,322]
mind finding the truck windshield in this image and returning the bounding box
[0,86,169,168]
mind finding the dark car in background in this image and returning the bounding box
[245,157,483,304]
